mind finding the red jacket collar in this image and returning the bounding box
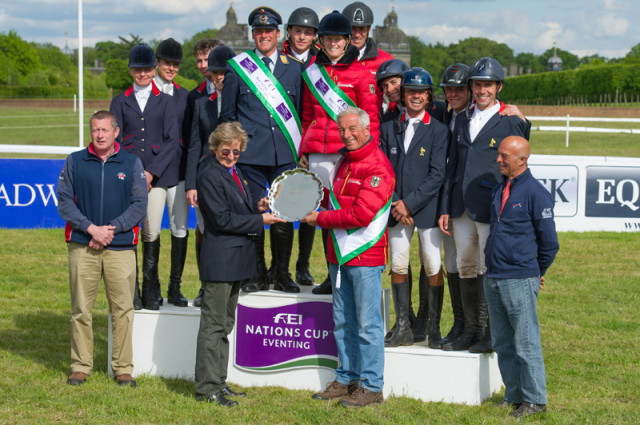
[208,91,218,101]
[197,80,207,93]
[88,141,120,159]
[124,81,161,97]
[342,136,379,161]
[400,111,431,125]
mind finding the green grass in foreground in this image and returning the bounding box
[0,229,638,424]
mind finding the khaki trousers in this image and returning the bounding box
[68,242,135,376]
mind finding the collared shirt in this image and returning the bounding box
[403,111,425,153]
[206,79,216,95]
[153,75,174,96]
[133,83,152,112]
[291,49,309,63]
[357,45,366,61]
[469,101,500,142]
[255,49,278,72]
[450,110,459,133]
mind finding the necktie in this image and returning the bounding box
[261,56,272,72]
[499,180,511,216]
[232,168,246,195]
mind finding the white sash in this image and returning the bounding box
[302,63,356,122]
[229,50,302,161]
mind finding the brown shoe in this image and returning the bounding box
[67,371,88,386]
[311,381,358,400]
[339,387,384,408]
[116,373,137,387]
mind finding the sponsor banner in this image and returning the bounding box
[529,154,639,232]
[0,158,197,229]
[234,301,338,372]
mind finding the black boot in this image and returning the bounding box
[442,277,481,351]
[426,283,444,349]
[167,234,189,307]
[411,267,429,342]
[133,248,143,310]
[469,275,493,353]
[295,222,315,285]
[267,227,277,285]
[271,222,300,293]
[141,239,161,310]
[385,281,414,347]
[312,229,332,295]
[193,228,204,307]
[441,272,464,345]
[242,232,270,292]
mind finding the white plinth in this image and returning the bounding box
[109,286,502,405]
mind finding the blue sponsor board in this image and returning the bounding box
[585,166,640,218]
[0,158,198,229]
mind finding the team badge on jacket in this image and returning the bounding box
[489,138,497,147]
[370,176,381,187]
[117,172,126,180]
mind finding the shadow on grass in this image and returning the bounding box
[160,376,195,399]
[1,310,110,375]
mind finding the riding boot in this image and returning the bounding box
[410,266,429,342]
[385,281,414,347]
[133,248,143,310]
[167,233,189,307]
[295,222,315,285]
[141,239,161,310]
[312,228,332,295]
[426,271,444,349]
[442,277,480,351]
[242,232,269,292]
[267,227,277,285]
[271,222,300,293]
[193,228,205,307]
[469,275,493,353]
[441,272,464,345]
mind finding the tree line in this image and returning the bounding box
[2,29,640,102]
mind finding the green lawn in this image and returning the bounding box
[0,229,638,424]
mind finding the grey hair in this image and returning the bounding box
[208,122,248,154]
[89,110,118,130]
[337,106,370,128]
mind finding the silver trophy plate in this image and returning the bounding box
[268,168,324,222]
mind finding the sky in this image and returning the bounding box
[2,0,638,59]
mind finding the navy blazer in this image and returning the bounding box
[380,112,449,229]
[186,92,220,190]
[183,81,210,176]
[441,102,531,223]
[168,83,190,180]
[110,82,179,187]
[196,156,264,282]
[220,51,304,167]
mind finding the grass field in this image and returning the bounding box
[0,230,638,424]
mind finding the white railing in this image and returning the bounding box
[528,115,640,147]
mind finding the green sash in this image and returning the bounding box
[302,63,356,122]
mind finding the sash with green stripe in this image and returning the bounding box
[229,50,302,162]
[327,163,391,287]
[302,63,356,122]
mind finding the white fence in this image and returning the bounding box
[528,116,640,147]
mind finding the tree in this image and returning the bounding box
[180,29,219,82]
[0,31,42,82]
[447,37,514,72]
[624,42,640,64]
[105,59,130,91]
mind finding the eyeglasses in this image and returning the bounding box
[220,148,241,157]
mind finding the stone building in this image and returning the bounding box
[373,8,411,64]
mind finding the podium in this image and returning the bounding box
[109,286,502,405]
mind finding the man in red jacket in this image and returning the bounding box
[304,107,394,408]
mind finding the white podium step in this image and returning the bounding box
[109,286,502,405]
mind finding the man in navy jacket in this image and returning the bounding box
[484,135,558,418]
[58,110,147,387]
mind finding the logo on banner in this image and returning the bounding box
[586,166,640,218]
[530,164,578,217]
[234,301,337,372]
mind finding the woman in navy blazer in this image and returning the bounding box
[194,122,284,407]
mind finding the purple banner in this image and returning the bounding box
[275,103,293,121]
[240,57,258,73]
[234,301,338,371]
[314,78,330,95]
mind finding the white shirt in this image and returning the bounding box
[133,83,152,112]
[403,111,424,153]
[291,49,309,63]
[357,45,366,61]
[469,102,500,142]
[256,49,278,73]
[153,75,174,96]
[206,79,216,95]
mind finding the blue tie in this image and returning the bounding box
[262,56,272,72]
